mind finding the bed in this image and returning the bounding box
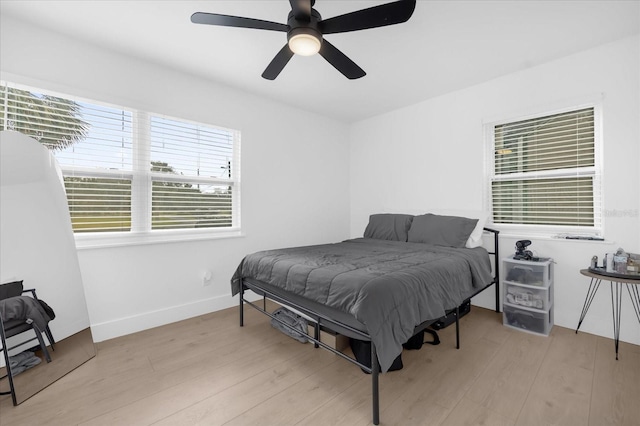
[231,213,500,425]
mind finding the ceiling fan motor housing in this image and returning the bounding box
[287,9,323,46]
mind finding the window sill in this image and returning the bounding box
[494,230,614,245]
[74,228,244,250]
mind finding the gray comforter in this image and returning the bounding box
[231,238,493,372]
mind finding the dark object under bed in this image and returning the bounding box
[231,222,499,425]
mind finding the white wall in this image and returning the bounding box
[1,16,351,341]
[350,35,640,346]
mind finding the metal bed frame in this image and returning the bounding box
[238,228,500,425]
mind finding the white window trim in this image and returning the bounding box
[74,227,245,250]
[74,113,242,248]
[483,100,604,238]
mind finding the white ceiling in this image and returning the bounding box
[1,1,639,122]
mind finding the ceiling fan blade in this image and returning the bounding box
[318,40,366,80]
[262,45,295,80]
[319,0,416,35]
[289,0,312,21]
[191,12,288,32]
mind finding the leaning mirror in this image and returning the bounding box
[0,130,96,406]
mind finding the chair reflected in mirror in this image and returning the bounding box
[0,280,57,405]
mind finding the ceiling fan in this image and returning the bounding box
[191,0,416,80]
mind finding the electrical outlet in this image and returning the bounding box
[202,270,212,286]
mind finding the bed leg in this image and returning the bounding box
[371,342,380,425]
[494,230,501,313]
[239,285,244,327]
[455,305,460,349]
[314,323,320,349]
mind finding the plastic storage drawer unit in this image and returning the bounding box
[503,257,553,287]
[503,303,554,336]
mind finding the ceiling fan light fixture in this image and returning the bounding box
[288,32,321,56]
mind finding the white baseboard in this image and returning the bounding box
[90,293,262,342]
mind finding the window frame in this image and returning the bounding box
[1,81,242,248]
[484,102,603,237]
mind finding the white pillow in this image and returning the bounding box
[464,211,488,248]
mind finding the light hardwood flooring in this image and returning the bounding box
[1,303,639,426]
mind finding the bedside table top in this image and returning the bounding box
[580,268,640,284]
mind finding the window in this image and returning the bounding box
[487,106,601,235]
[1,82,240,240]
[149,115,237,230]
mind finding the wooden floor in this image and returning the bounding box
[1,303,639,426]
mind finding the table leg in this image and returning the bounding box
[610,281,622,360]
[627,283,640,324]
[576,277,601,333]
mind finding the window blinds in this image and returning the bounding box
[149,116,235,230]
[491,107,600,230]
[1,82,239,234]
